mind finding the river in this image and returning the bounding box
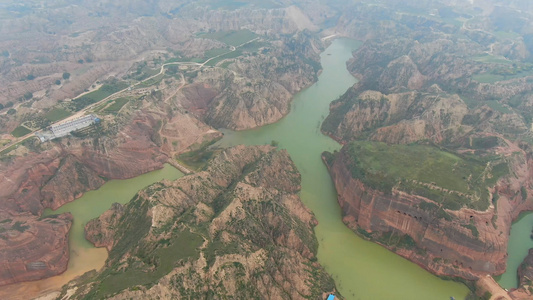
[2,38,471,300]
[217,38,470,299]
[0,165,183,300]
[498,212,533,289]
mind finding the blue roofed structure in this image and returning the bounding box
[327,294,335,300]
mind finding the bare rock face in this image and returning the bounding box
[40,156,106,210]
[322,88,468,144]
[0,213,72,286]
[74,146,337,299]
[324,145,533,280]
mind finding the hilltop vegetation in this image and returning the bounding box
[345,141,507,211]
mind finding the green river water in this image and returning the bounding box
[38,164,183,295]
[21,38,474,299]
[216,38,469,299]
[498,212,533,289]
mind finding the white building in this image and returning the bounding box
[36,114,99,142]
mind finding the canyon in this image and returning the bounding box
[3,0,533,299]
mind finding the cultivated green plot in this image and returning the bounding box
[239,40,268,53]
[493,30,521,40]
[44,107,71,122]
[203,47,231,58]
[206,0,280,10]
[485,100,512,113]
[103,98,129,113]
[0,143,20,156]
[200,29,257,47]
[472,73,506,83]
[138,73,164,88]
[11,126,31,137]
[345,141,508,210]
[204,50,242,66]
[96,229,203,297]
[472,54,514,65]
[70,82,129,111]
[473,70,533,83]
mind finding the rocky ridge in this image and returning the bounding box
[55,145,339,299]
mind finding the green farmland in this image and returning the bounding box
[345,141,508,210]
[199,30,257,46]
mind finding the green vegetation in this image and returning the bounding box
[204,50,243,66]
[472,54,514,65]
[469,136,500,149]
[521,186,528,200]
[345,141,508,210]
[0,143,18,156]
[472,73,505,84]
[493,30,521,40]
[45,108,71,122]
[138,73,164,88]
[98,229,203,297]
[12,221,29,232]
[69,81,128,111]
[199,30,257,47]
[62,72,70,80]
[204,47,231,58]
[103,98,129,113]
[239,40,268,53]
[473,67,533,83]
[11,126,31,137]
[206,0,280,10]
[177,138,221,171]
[375,231,418,250]
[462,219,480,237]
[219,61,233,69]
[484,100,512,113]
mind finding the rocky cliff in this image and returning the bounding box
[323,138,533,281]
[56,146,339,299]
[322,88,468,144]
[320,1,533,285]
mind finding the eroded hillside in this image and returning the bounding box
[55,146,339,299]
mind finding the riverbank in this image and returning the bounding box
[217,38,470,300]
[0,164,184,300]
